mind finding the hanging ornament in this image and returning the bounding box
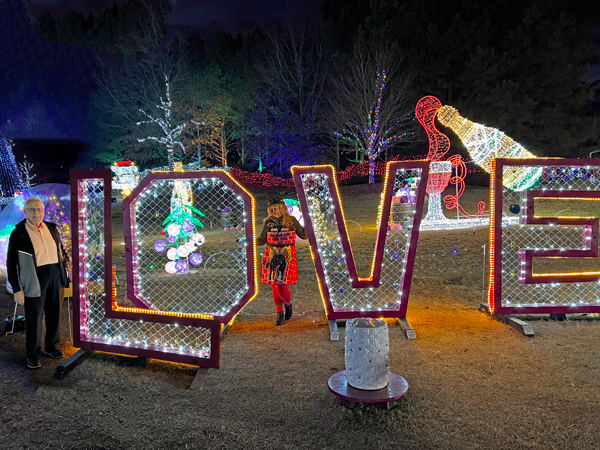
[154,240,167,252]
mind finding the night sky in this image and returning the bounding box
[28,0,600,81]
[29,0,325,37]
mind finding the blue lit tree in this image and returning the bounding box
[0,138,26,199]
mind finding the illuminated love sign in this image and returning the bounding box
[294,158,600,322]
[71,158,600,368]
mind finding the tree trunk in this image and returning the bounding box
[368,153,376,184]
[335,134,340,170]
[167,147,174,171]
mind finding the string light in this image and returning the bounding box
[0,137,26,205]
[291,161,428,319]
[74,173,221,368]
[136,75,186,171]
[334,71,415,184]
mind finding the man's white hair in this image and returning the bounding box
[23,197,44,209]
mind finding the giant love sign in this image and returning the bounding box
[70,158,600,368]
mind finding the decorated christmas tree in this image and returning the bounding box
[154,194,206,274]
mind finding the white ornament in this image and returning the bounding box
[165,261,177,274]
[177,246,191,258]
[167,223,181,237]
[167,248,178,260]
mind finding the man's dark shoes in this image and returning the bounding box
[27,356,41,369]
[42,349,64,359]
[275,311,285,326]
[284,302,293,320]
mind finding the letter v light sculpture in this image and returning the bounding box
[292,161,429,322]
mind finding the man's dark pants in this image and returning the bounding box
[24,263,61,359]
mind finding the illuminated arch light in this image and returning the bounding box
[291,161,429,320]
[436,106,542,191]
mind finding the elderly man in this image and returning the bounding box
[6,197,70,369]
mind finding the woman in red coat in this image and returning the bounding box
[257,198,307,325]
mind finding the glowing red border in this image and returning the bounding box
[122,171,257,324]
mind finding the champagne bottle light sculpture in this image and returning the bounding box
[436,106,541,191]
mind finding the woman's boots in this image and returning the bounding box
[284,302,293,320]
[275,311,285,326]
[275,302,293,326]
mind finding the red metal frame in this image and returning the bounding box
[71,170,221,368]
[122,170,257,324]
[488,159,600,315]
[292,161,429,320]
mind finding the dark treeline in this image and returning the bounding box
[1,0,599,177]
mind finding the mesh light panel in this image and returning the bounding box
[72,170,221,368]
[292,161,429,320]
[123,170,257,324]
[489,159,600,315]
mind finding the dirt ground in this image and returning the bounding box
[2,181,600,449]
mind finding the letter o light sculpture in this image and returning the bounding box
[123,170,257,324]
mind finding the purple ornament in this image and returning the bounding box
[166,235,177,244]
[182,219,195,233]
[154,240,167,253]
[175,260,188,273]
[190,252,203,266]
